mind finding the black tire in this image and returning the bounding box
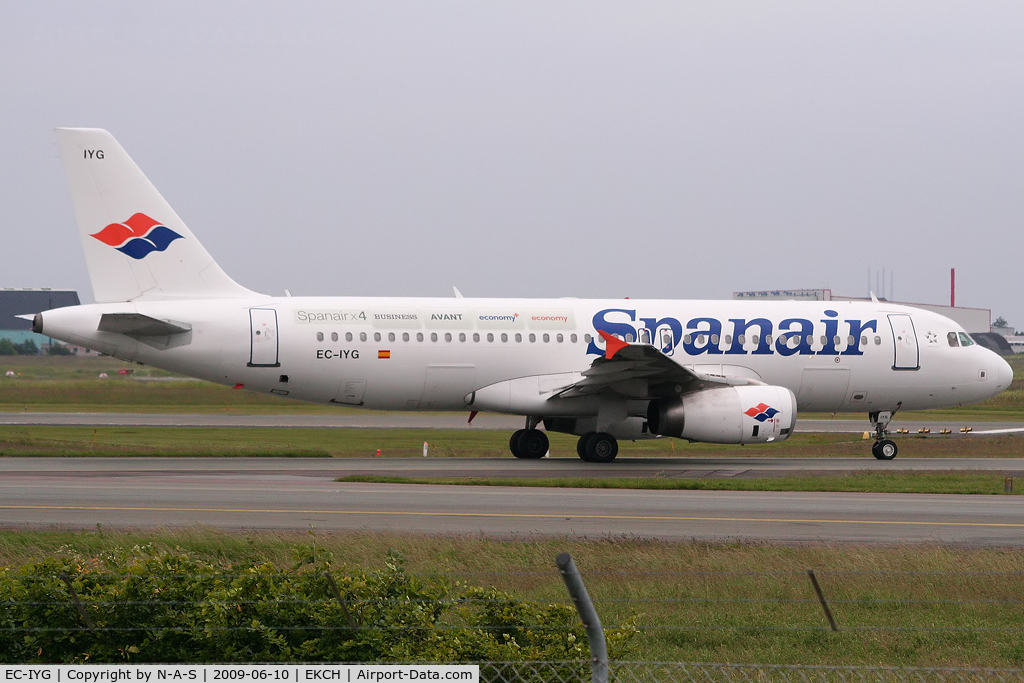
[585,432,618,463]
[509,429,526,458]
[577,432,596,461]
[517,429,549,459]
[873,439,898,460]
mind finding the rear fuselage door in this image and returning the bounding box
[248,308,280,367]
[888,313,919,371]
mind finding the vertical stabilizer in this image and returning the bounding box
[55,128,259,302]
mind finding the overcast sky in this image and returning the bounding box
[3,2,1023,325]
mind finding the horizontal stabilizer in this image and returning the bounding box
[98,313,192,343]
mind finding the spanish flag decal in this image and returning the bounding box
[378,350,391,359]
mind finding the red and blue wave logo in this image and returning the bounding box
[744,403,780,422]
[90,213,183,260]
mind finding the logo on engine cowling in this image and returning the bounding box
[744,403,780,422]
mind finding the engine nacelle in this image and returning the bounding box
[647,385,797,444]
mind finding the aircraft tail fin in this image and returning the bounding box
[55,128,259,302]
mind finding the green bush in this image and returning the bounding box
[0,339,16,356]
[0,544,637,663]
[46,342,72,356]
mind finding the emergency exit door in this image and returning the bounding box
[248,308,280,367]
[888,313,919,371]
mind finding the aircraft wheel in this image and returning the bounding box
[577,432,596,461]
[516,429,549,459]
[509,430,526,458]
[872,439,898,460]
[585,432,618,463]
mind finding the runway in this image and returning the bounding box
[1,412,1022,435]
[1,457,1023,544]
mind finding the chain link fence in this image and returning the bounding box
[477,662,1024,683]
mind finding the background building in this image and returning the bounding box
[0,289,81,351]
[733,288,1012,355]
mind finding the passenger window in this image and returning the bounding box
[847,335,854,346]
[529,333,536,343]
[625,333,634,342]
[752,334,759,345]
[570,334,578,343]
[473,333,480,342]
[487,333,494,342]
[556,333,563,343]
[430,332,438,342]
[515,333,523,342]
[360,332,367,342]
[640,329,651,343]
[374,332,381,342]
[416,332,424,342]
[444,333,452,342]
[331,332,339,342]
[543,333,550,343]
[316,332,324,342]
[724,335,732,345]
[737,334,745,345]
[501,333,508,342]
[820,335,827,345]
[583,334,592,343]
[833,335,840,345]
[764,334,773,345]
[874,336,881,345]
[346,332,353,342]
[459,333,466,342]
[683,334,692,344]
[388,333,396,342]
[402,333,409,342]
[860,335,866,346]
[711,334,719,344]
[959,332,975,347]
[947,332,960,347]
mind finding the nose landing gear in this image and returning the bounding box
[869,404,901,460]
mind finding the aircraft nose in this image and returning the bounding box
[994,355,1014,391]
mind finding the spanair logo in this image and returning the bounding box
[90,213,183,260]
[744,403,780,422]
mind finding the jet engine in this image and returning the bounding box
[647,385,797,444]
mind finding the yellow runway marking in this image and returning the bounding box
[1,505,1023,528]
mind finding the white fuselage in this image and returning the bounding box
[40,295,1011,417]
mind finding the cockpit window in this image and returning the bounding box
[947,332,959,347]
[958,332,975,347]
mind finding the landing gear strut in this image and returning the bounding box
[576,431,619,463]
[869,404,901,460]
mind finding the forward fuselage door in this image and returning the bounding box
[248,308,280,367]
[888,313,919,371]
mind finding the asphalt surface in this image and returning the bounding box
[1,412,1023,434]
[2,457,1023,544]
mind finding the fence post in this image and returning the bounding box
[807,569,839,632]
[556,553,608,683]
[323,572,358,632]
[60,573,96,632]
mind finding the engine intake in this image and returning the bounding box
[647,385,797,444]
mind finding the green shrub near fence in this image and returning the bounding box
[0,543,637,664]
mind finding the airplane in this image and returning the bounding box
[30,128,1013,463]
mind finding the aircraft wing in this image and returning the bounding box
[553,331,759,401]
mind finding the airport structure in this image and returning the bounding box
[733,288,1014,354]
[0,289,81,350]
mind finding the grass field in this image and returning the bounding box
[1,425,1023,458]
[1,528,1023,667]
[338,472,1024,495]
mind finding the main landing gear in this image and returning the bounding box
[507,419,620,462]
[869,405,901,460]
[576,432,618,463]
[509,420,549,459]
